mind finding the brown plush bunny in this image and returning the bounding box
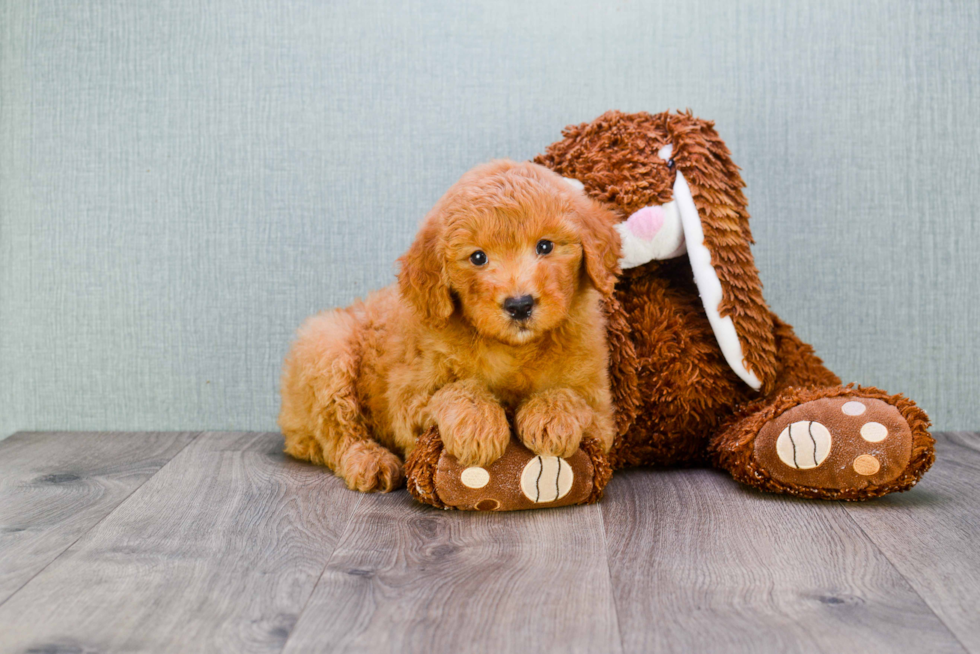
[406,110,934,508]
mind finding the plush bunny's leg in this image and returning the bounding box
[709,316,934,499]
[711,385,934,500]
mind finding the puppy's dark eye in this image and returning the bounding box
[535,239,554,255]
[469,250,488,266]
[666,158,675,169]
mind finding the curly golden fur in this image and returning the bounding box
[403,110,934,507]
[279,160,620,492]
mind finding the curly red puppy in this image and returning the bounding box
[279,160,621,492]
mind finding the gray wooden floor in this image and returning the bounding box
[0,432,978,654]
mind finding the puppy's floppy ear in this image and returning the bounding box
[574,196,622,298]
[397,216,454,323]
[569,191,638,440]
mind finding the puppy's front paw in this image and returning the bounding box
[340,440,404,493]
[516,389,592,458]
[438,406,510,468]
[429,384,510,467]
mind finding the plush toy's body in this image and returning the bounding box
[533,110,933,500]
[407,110,934,507]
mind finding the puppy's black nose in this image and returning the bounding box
[503,295,535,321]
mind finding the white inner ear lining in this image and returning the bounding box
[566,145,760,390]
[673,170,762,391]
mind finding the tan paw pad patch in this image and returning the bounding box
[460,466,490,488]
[754,397,913,490]
[860,422,888,442]
[520,456,574,503]
[775,421,832,469]
[852,454,881,476]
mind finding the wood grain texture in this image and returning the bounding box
[3,431,980,654]
[601,466,966,654]
[0,431,196,605]
[282,492,622,654]
[0,432,362,654]
[844,432,980,650]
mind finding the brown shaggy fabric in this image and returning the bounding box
[531,109,935,500]
[604,259,756,468]
[579,436,613,504]
[769,315,843,390]
[405,427,447,509]
[536,110,778,395]
[602,295,640,444]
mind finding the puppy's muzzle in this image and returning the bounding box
[502,295,535,322]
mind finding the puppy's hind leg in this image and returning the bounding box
[279,309,404,492]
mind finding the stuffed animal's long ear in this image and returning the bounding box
[574,196,621,298]
[668,112,778,393]
[397,216,454,323]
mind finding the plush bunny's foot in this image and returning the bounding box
[754,397,912,490]
[405,427,612,511]
[713,386,934,500]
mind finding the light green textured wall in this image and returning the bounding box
[2,0,978,437]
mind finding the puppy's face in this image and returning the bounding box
[398,161,621,345]
[446,202,584,345]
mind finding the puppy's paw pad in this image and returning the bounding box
[341,442,404,493]
[755,397,912,490]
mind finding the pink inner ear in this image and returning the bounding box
[626,206,665,241]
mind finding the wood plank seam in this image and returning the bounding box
[278,490,366,653]
[596,504,628,654]
[0,431,203,611]
[598,465,969,653]
[837,433,977,654]
[838,506,972,654]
